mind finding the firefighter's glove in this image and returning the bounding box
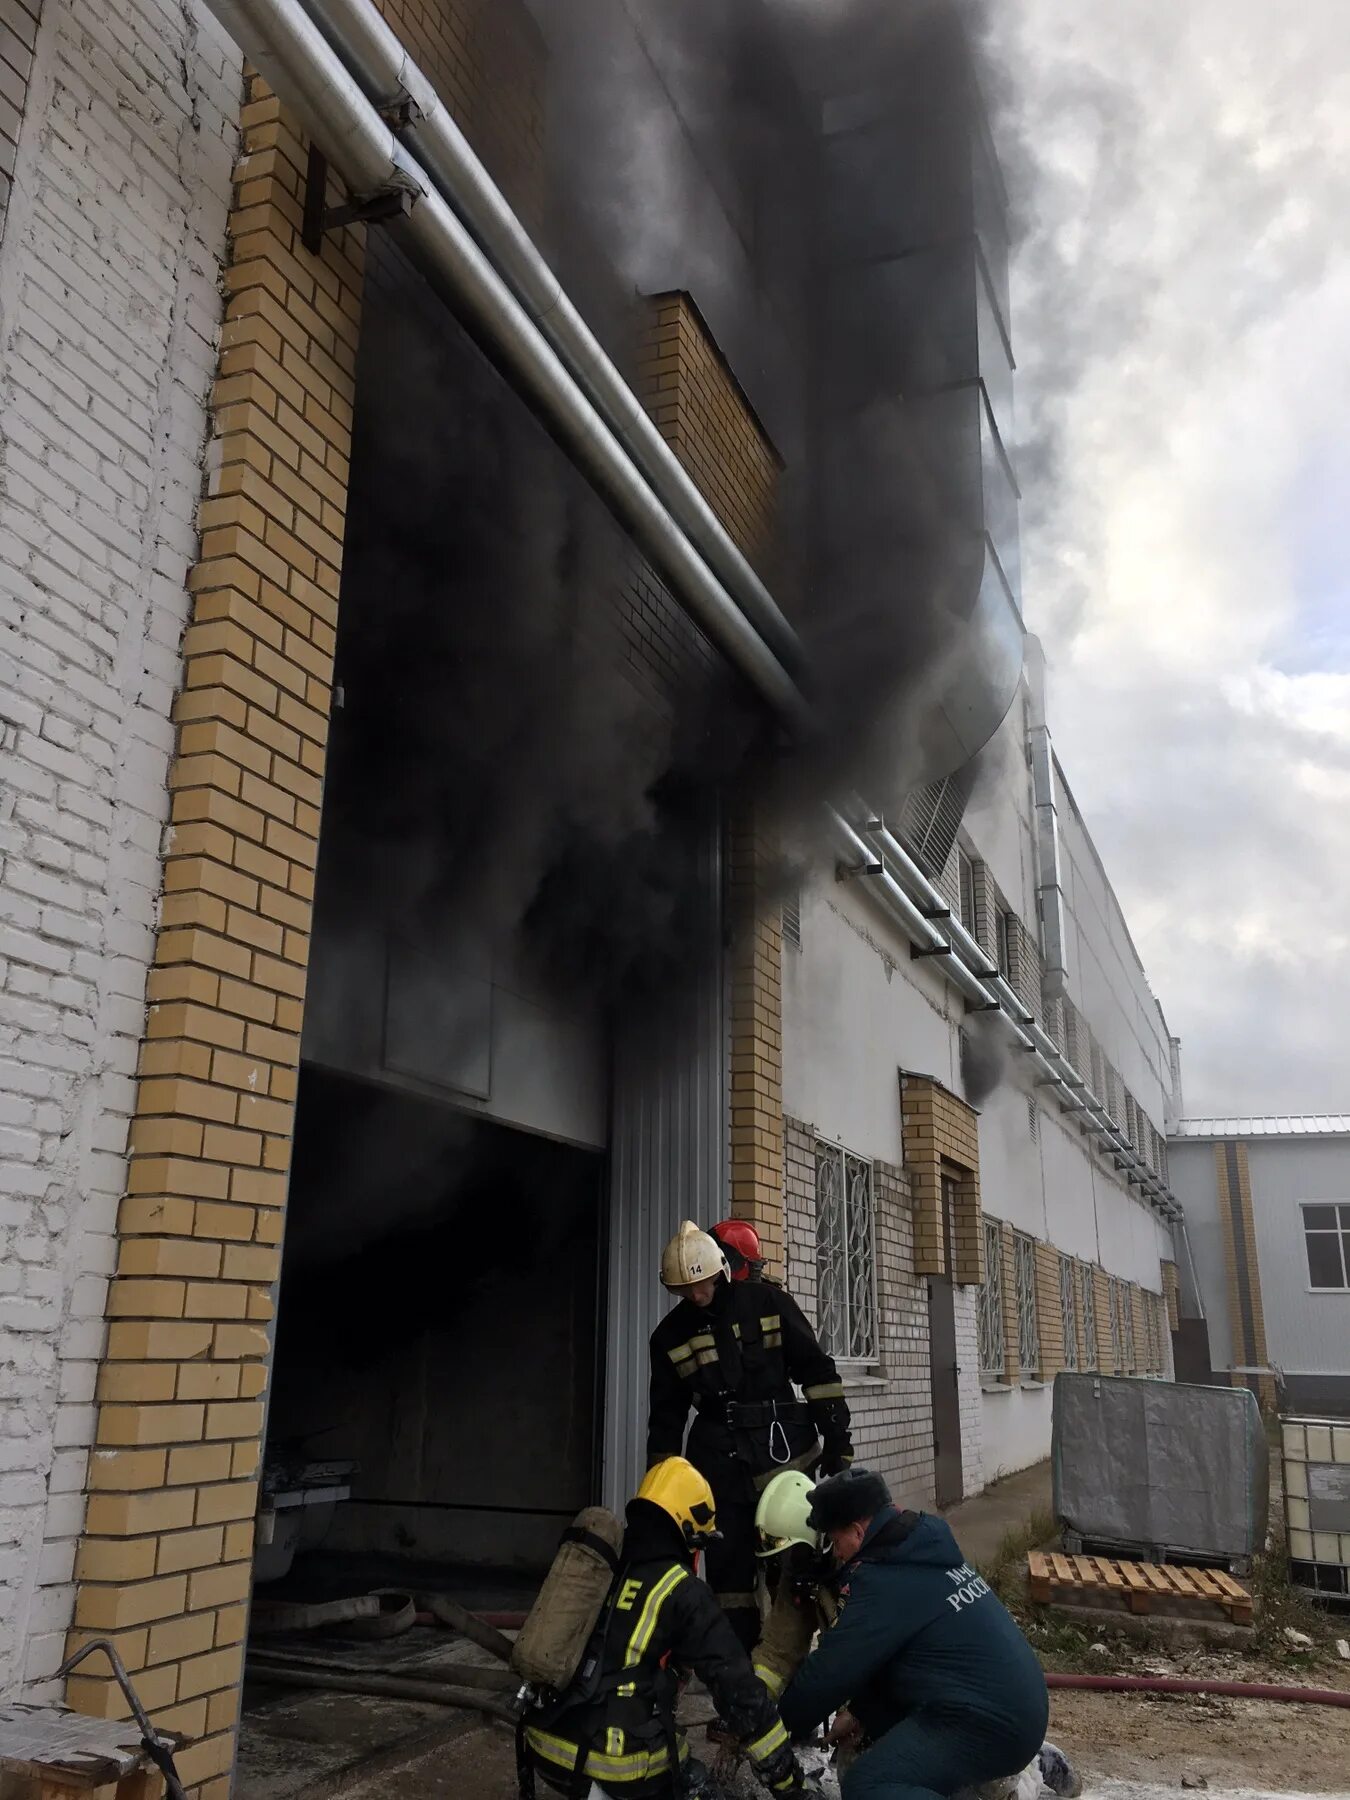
[761,1745,808,1794]
[818,1448,853,1478]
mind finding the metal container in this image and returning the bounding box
[1282,1415,1350,1599]
[1052,1373,1268,1569]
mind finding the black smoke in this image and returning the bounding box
[317,0,1005,1029]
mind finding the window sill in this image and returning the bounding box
[839,1371,887,1391]
[1019,1379,1046,1391]
[980,1379,1012,1394]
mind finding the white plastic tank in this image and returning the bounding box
[1282,1416,1350,1598]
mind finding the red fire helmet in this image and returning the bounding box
[710,1218,764,1280]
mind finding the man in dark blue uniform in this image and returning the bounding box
[778,1470,1051,1800]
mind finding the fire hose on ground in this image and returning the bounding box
[1046,1671,1350,1709]
[248,1589,523,1723]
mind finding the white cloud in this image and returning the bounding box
[991,0,1350,1113]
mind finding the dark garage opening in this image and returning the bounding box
[258,1067,603,1595]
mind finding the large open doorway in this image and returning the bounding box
[263,1068,603,1585]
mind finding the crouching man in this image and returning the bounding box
[759,1468,1073,1800]
[520,1457,809,1800]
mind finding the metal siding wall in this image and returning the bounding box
[602,812,727,1509]
[1249,1140,1350,1379]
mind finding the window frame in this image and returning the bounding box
[977,1217,1005,1380]
[1302,1202,1350,1292]
[1014,1231,1041,1381]
[1059,1254,1079,1372]
[814,1138,879,1365]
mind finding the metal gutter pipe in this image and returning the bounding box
[300,0,801,674]
[204,0,809,726]
[853,814,1181,1220]
[826,809,994,1012]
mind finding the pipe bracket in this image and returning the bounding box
[302,144,417,254]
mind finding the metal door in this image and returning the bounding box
[928,1174,964,1507]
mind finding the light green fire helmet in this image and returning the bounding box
[754,1468,819,1557]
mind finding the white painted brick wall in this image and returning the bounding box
[954,1284,984,1496]
[0,0,238,1696]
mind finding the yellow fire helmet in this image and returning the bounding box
[754,1469,819,1557]
[636,1457,721,1549]
[659,1220,730,1290]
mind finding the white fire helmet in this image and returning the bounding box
[659,1220,731,1290]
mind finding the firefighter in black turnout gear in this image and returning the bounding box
[647,1222,853,1654]
[520,1456,807,1799]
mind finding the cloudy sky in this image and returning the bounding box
[988,0,1350,1117]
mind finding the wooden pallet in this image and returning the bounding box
[1027,1552,1253,1626]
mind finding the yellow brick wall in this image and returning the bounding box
[640,293,781,564]
[1034,1243,1063,1380]
[1215,1141,1276,1409]
[374,0,545,228]
[726,812,786,1268]
[65,78,363,1797]
[899,1077,981,1280]
[636,293,785,1263]
[1161,1259,1180,1332]
[1130,1283,1147,1374]
[1093,1268,1115,1371]
[1000,1223,1022,1385]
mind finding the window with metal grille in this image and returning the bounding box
[1026,1097,1039,1143]
[977,1218,1005,1378]
[1079,1264,1098,1369]
[957,847,976,935]
[1059,1256,1079,1371]
[1014,1233,1040,1379]
[1122,1284,1137,1372]
[781,889,801,950]
[814,1140,877,1362]
[898,765,978,880]
[1302,1204,1350,1291]
[1107,1276,1123,1371]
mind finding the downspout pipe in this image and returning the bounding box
[204,0,809,727]
[300,0,801,675]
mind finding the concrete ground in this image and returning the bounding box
[1096,1789,1349,1800]
[946,1460,1054,1567]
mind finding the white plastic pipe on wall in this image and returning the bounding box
[300,0,801,674]
[203,0,809,726]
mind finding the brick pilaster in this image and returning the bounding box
[67,78,363,1796]
[1034,1243,1064,1380]
[636,291,784,1265]
[900,1077,981,1280]
[1161,1259,1180,1332]
[1093,1268,1114,1371]
[1000,1223,1021,1384]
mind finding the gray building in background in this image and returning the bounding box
[1169,1117,1350,1416]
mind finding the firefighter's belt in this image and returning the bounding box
[708,1397,810,1431]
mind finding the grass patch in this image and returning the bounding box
[976,1506,1057,1604]
[1246,1520,1335,1664]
